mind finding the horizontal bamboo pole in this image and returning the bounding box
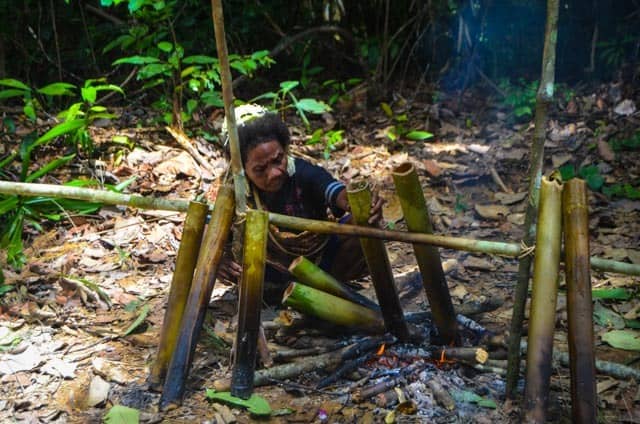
[0,181,637,276]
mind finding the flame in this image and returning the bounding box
[376,343,386,356]
[436,348,455,366]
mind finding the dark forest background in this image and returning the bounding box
[1,0,638,104]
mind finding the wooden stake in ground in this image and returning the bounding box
[231,209,268,399]
[562,179,597,423]
[392,162,457,343]
[148,201,208,390]
[282,282,385,332]
[211,0,247,214]
[524,176,563,423]
[288,256,379,310]
[506,0,560,397]
[159,185,235,410]
[347,180,410,341]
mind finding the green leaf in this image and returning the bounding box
[0,89,28,100]
[122,303,150,335]
[295,98,331,114]
[0,285,14,296]
[104,405,140,424]
[26,154,76,182]
[82,86,98,104]
[476,398,497,409]
[157,41,173,52]
[205,390,271,416]
[585,173,604,191]
[37,82,76,96]
[592,288,631,300]
[0,78,30,90]
[380,102,393,118]
[451,390,496,409]
[602,329,640,351]
[625,319,640,329]
[138,63,172,79]
[593,301,625,329]
[559,164,576,181]
[405,130,434,141]
[183,55,217,65]
[34,119,86,147]
[279,80,299,94]
[112,56,160,66]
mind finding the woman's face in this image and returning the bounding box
[245,140,288,192]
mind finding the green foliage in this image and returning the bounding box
[559,163,640,200]
[498,78,537,120]
[103,405,140,424]
[205,390,272,416]
[322,78,362,106]
[251,81,331,129]
[379,102,434,143]
[113,43,273,125]
[307,128,344,159]
[609,131,640,152]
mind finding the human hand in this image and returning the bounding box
[218,252,242,284]
[368,190,385,226]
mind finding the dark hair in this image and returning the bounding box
[234,112,290,164]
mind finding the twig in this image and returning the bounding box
[489,165,512,193]
[165,126,216,176]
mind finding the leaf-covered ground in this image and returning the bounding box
[1,81,639,423]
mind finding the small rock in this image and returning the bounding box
[614,99,636,116]
[87,375,110,407]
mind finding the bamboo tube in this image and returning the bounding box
[159,185,235,410]
[347,181,410,341]
[288,256,379,310]
[148,201,208,390]
[524,176,563,423]
[282,282,385,332]
[563,179,597,424]
[0,181,637,276]
[231,210,268,399]
[211,0,248,214]
[392,162,457,343]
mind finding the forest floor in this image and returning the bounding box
[1,80,639,423]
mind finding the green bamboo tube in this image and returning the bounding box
[347,180,410,341]
[524,176,563,423]
[283,282,385,332]
[231,209,268,399]
[148,201,208,390]
[288,256,380,310]
[159,185,235,410]
[0,181,637,276]
[563,179,597,424]
[392,162,457,343]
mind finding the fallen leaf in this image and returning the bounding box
[104,405,140,424]
[551,153,573,168]
[205,390,272,416]
[613,99,636,116]
[382,194,403,223]
[0,345,42,375]
[422,159,443,177]
[474,204,509,220]
[495,191,527,205]
[597,139,616,162]
[602,329,640,351]
[42,358,77,379]
[87,375,110,407]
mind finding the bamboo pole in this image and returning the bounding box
[563,179,597,424]
[524,176,563,423]
[0,181,637,276]
[347,181,410,341]
[230,209,268,399]
[507,0,560,397]
[159,185,235,410]
[148,201,208,390]
[392,162,457,343]
[288,256,380,310]
[211,0,247,214]
[282,282,385,332]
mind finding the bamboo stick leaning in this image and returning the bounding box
[159,185,235,410]
[148,201,208,390]
[347,180,410,341]
[524,176,563,423]
[230,210,269,399]
[392,162,457,343]
[563,179,597,424]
